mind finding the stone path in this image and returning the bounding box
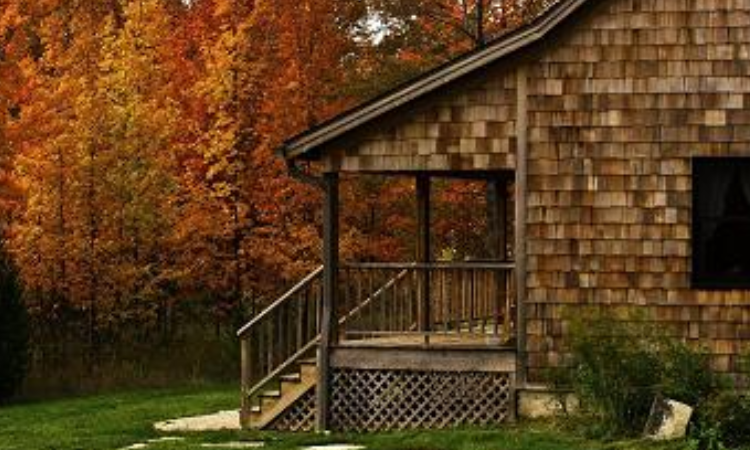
[121,437,263,450]
[115,411,364,450]
[153,410,241,432]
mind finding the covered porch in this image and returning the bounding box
[239,25,530,432]
[238,169,522,431]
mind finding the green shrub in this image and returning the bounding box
[696,391,750,449]
[563,308,718,438]
[660,339,717,406]
[0,244,28,403]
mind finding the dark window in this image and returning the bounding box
[692,158,750,289]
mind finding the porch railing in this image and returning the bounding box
[238,260,515,414]
[338,261,515,344]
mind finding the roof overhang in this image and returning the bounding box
[279,0,593,161]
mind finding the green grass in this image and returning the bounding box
[0,386,691,450]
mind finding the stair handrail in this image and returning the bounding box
[338,262,416,325]
[237,265,324,338]
[237,263,415,407]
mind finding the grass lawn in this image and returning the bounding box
[0,386,690,450]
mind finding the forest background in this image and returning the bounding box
[0,0,550,396]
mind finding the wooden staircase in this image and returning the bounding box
[245,359,317,429]
[237,266,324,430]
[237,264,417,430]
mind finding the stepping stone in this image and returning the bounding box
[302,445,365,450]
[121,444,148,450]
[200,443,264,448]
[148,437,185,443]
[154,410,241,432]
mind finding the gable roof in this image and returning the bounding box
[280,0,594,161]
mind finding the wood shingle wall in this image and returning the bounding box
[322,68,518,173]
[316,0,750,380]
[525,0,750,380]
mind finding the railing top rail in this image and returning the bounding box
[236,265,324,337]
[341,261,515,270]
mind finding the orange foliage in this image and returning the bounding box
[1,0,512,331]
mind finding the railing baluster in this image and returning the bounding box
[389,274,396,333]
[470,269,476,334]
[443,268,450,332]
[504,268,512,340]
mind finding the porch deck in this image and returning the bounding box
[339,333,511,348]
[238,261,516,431]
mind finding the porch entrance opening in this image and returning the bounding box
[336,172,516,348]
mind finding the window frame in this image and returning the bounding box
[691,156,750,290]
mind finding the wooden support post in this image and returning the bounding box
[487,176,508,339]
[240,337,252,427]
[316,172,339,432]
[515,65,529,387]
[487,177,507,261]
[416,174,431,344]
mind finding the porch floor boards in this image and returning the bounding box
[338,333,513,349]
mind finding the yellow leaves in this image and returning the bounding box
[5,0,353,324]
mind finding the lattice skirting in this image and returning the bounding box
[269,369,514,432]
[331,368,514,432]
[270,389,316,432]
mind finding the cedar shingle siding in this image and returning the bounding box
[525,0,750,380]
[322,68,518,172]
[311,0,750,380]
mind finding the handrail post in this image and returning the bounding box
[240,336,252,427]
[317,172,339,432]
[416,174,431,345]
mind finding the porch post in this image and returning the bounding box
[416,174,431,343]
[515,65,529,387]
[487,176,507,261]
[488,176,508,339]
[316,172,339,432]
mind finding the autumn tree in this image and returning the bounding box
[11,0,181,346]
[0,0,540,391]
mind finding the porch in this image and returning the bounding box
[238,172,521,432]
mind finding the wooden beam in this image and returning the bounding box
[416,174,431,342]
[487,177,508,261]
[515,65,529,387]
[487,176,508,338]
[331,347,517,373]
[316,172,339,432]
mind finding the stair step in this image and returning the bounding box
[260,390,281,398]
[299,360,317,379]
[253,374,317,430]
[260,392,280,411]
[280,373,301,383]
[250,405,261,414]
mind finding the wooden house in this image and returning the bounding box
[237,0,750,432]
